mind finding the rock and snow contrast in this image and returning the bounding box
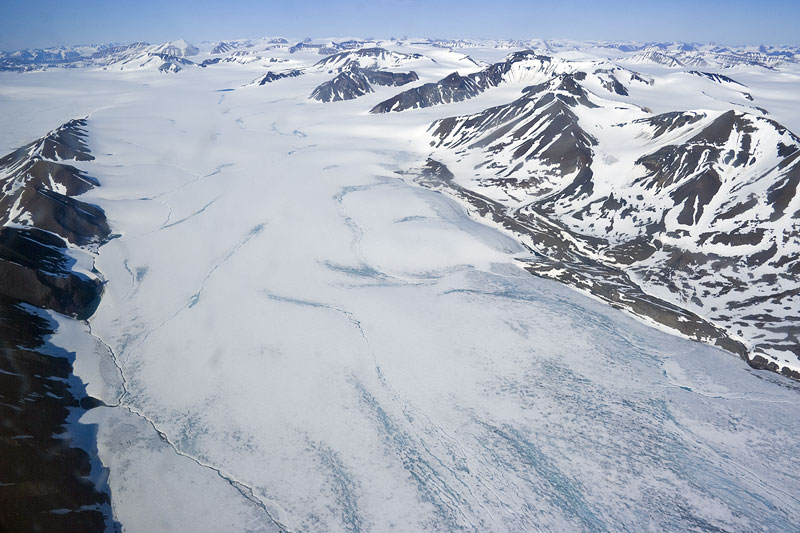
[1,36,799,532]
[426,72,800,377]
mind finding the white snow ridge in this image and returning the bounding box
[1,37,800,533]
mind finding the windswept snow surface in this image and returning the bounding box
[1,40,799,532]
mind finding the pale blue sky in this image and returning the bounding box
[1,0,799,51]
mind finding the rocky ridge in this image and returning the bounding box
[0,119,117,531]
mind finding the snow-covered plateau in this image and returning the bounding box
[1,37,799,532]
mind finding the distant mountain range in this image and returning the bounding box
[2,38,799,73]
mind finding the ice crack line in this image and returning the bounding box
[333,180,438,287]
[186,223,265,309]
[86,325,290,530]
[153,198,175,232]
[84,319,128,407]
[87,224,285,529]
[87,315,288,527]
[134,163,233,202]
[161,195,222,230]
[123,223,266,363]
[262,291,384,381]
[666,409,800,511]
[122,403,291,532]
[122,259,136,299]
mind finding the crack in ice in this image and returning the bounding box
[122,223,266,362]
[121,403,291,532]
[161,195,223,230]
[87,224,285,529]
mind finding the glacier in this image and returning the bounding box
[1,38,799,532]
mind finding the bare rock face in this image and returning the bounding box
[0,227,102,319]
[311,66,418,102]
[426,71,800,378]
[430,74,597,193]
[0,116,109,325]
[0,119,117,530]
[0,118,107,317]
[0,118,109,247]
[211,41,235,54]
[371,71,484,113]
[0,295,114,532]
[255,69,304,85]
[371,51,556,113]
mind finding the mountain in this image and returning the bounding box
[370,50,653,115]
[310,66,418,102]
[0,117,108,346]
[371,71,485,113]
[371,51,566,113]
[289,41,324,53]
[626,47,685,67]
[86,41,149,63]
[0,40,200,73]
[153,39,199,58]
[426,68,800,377]
[2,39,797,74]
[620,43,797,70]
[429,73,598,197]
[101,40,199,72]
[315,47,423,70]
[211,41,237,54]
[688,70,745,86]
[253,68,304,85]
[0,119,109,248]
[320,39,371,53]
[0,119,116,531]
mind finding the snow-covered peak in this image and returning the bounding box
[625,47,684,68]
[315,47,424,70]
[153,39,199,58]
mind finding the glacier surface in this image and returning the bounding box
[1,39,799,532]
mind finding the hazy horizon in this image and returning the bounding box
[2,35,799,53]
[2,0,799,51]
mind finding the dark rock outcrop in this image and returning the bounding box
[0,119,110,247]
[688,70,746,86]
[0,119,117,530]
[426,71,800,378]
[211,41,235,54]
[371,51,554,113]
[255,69,304,85]
[0,227,102,319]
[429,74,597,195]
[289,42,323,54]
[311,66,418,102]
[371,71,483,113]
[0,295,115,532]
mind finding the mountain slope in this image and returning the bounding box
[0,119,109,247]
[429,74,598,197]
[0,119,116,531]
[310,66,418,102]
[315,47,423,70]
[253,69,304,85]
[371,51,561,113]
[427,73,800,377]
